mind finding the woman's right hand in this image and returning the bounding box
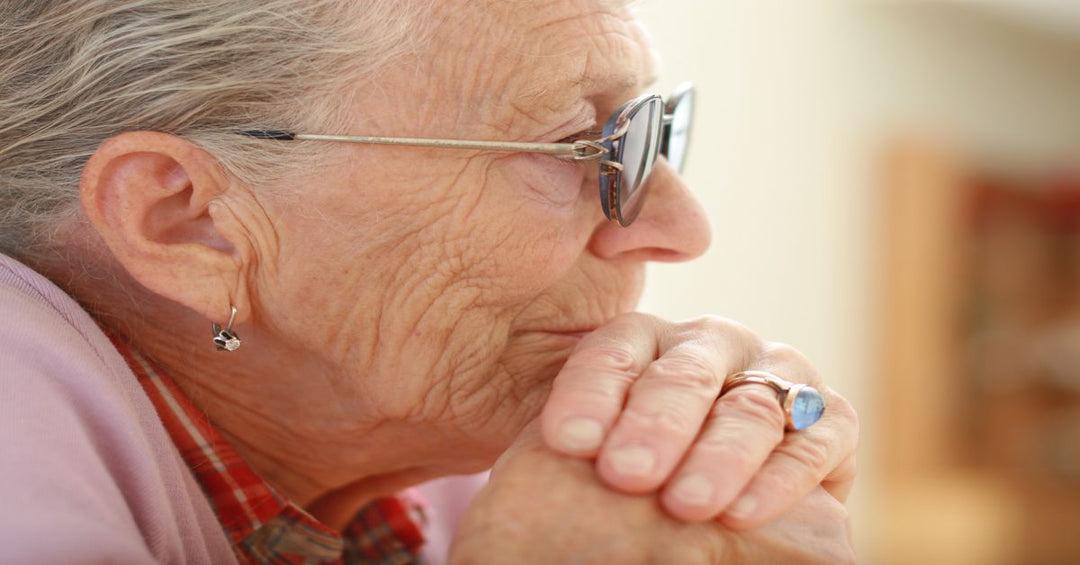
[448,422,854,565]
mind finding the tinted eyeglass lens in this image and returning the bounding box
[617,97,663,225]
[665,89,692,173]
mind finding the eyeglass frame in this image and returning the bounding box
[242,82,694,227]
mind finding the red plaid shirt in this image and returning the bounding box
[111,338,427,564]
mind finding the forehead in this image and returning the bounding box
[424,0,657,127]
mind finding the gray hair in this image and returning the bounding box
[0,0,422,265]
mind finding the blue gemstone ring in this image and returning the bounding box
[721,370,827,431]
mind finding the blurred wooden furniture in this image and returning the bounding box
[878,141,1080,565]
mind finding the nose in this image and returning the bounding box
[587,159,711,262]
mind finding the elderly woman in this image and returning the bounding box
[0,0,857,563]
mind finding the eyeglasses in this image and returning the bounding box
[243,82,693,227]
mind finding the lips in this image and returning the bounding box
[548,330,593,338]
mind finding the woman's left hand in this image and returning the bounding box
[539,313,858,527]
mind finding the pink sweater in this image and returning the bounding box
[0,253,236,563]
[0,253,481,564]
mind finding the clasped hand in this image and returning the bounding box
[541,313,857,526]
[452,313,858,564]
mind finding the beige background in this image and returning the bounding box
[634,1,1080,563]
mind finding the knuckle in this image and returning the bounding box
[610,311,659,329]
[667,316,768,370]
[821,390,860,446]
[827,391,859,427]
[762,341,812,365]
[566,344,638,374]
[696,434,761,467]
[786,437,832,472]
[721,388,786,429]
[646,357,719,390]
[685,314,742,332]
[844,454,859,479]
[761,468,802,502]
[621,405,695,436]
[680,315,755,343]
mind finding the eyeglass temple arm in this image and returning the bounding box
[240,130,607,161]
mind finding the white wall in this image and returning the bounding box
[634,1,1080,561]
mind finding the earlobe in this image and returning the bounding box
[80,131,248,322]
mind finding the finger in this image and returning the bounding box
[657,342,821,522]
[540,313,659,456]
[822,453,857,503]
[591,316,757,493]
[719,386,859,530]
[657,383,785,521]
[592,341,730,493]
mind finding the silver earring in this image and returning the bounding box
[212,306,241,352]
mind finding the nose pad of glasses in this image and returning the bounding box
[599,161,620,222]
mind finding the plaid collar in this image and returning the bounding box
[110,336,427,564]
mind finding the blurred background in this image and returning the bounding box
[634,1,1080,564]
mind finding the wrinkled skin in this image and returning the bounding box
[76,0,858,559]
[116,0,720,502]
[450,423,855,565]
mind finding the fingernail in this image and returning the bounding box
[727,494,758,519]
[609,445,657,477]
[557,417,604,451]
[671,474,714,506]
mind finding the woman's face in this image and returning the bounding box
[248,0,710,469]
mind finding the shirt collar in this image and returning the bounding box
[109,334,426,564]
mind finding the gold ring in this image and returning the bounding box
[722,370,826,431]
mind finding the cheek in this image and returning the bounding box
[453,155,595,303]
[456,206,591,310]
[258,154,596,424]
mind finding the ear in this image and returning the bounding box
[80,131,250,325]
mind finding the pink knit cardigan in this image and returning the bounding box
[0,253,236,563]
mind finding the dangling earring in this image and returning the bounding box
[212,306,241,352]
